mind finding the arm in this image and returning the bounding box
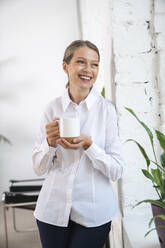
[32,109,59,176]
[84,105,124,182]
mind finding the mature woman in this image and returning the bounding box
[32,40,124,248]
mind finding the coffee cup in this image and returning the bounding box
[58,117,80,143]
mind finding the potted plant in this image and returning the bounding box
[125,107,165,247]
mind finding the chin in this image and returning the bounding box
[80,85,92,91]
[81,82,94,89]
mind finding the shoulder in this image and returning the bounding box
[44,97,59,111]
[43,96,62,121]
[99,97,118,124]
[98,95,116,113]
[46,96,61,109]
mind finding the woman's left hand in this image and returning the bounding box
[56,134,92,150]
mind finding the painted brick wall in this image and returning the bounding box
[112,0,165,219]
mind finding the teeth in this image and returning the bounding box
[79,75,91,80]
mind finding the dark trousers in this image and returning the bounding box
[36,218,111,248]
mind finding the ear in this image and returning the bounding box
[62,61,68,74]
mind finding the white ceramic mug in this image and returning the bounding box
[58,117,80,143]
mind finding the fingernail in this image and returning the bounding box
[73,139,77,143]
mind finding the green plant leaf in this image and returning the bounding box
[160,152,165,168]
[155,130,165,152]
[148,216,154,227]
[153,185,159,189]
[126,139,150,168]
[125,107,154,147]
[151,169,162,187]
[133,199,165,208]
[142,169,154,181]
[101,87,105,98]
[0,135,11,145]
[162,180,165,196]
[145,226,165,237]
[149,214,165,228]
[150,160,165,173]
[160,180,165,200]
[144,227,157,237]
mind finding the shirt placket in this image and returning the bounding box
[62,151,80,226]
[62,104,81,226]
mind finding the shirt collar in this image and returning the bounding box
[61,88,72,112]
[61,86,99,112]
[84,86,98,110]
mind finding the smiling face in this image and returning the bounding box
[63,46,99,93]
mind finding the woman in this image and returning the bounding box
[32,40,124,248]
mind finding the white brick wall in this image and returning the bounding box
[155,0,165,131]
[112,0,163,218]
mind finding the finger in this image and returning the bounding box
[46,119,60,128]
[60,138,72,147]
[46,122,59,129]
[47,134,60,140]
[61,138,73,146]
[70,142,84,150]
[47,133,59,138]
[61,139,84,150]
[46,127,59,134]
[72,137,83,144]
[48,138,56,144]
[53,117,60,121]
[72,134,86,144]
[72,141,84,149]
[46,125,59,131]
[56,139,69,149]
[46,131,59,138]
[46,124,56,130]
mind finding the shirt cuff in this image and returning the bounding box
[84,142,103,159]
[40,138,58,154]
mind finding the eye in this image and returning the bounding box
[77,60,84,64]
[92,63,99,67]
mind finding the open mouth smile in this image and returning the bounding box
[78,75,92,81]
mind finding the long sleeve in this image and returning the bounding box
[85,105,124,182]
[32,108,57,176]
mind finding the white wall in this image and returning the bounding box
[112,0,165,246]
[0,0,80,194]
[112,0,165,217]
[78,0,113,98]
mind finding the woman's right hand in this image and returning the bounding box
[45,117,60,147]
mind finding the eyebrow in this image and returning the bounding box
[76,57,99,62]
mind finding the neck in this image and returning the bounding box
[69,86,91,104]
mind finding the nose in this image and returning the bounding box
[83,63,92,73]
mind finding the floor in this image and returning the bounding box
[0,204,41,248]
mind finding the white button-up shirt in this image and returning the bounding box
[32,86,124,227]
